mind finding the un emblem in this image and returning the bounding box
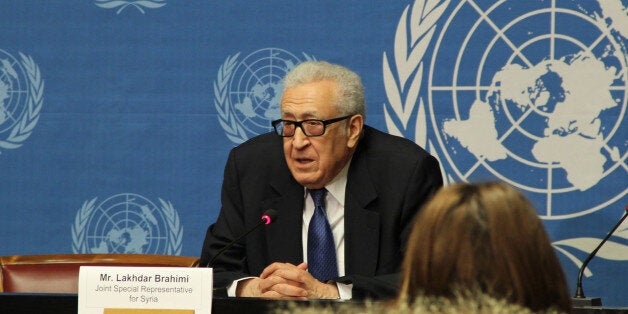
[71,193,183,255]
[94,0,166,14]
[214,48,315,144]
[384,0,626,219]
[0,50,43,153]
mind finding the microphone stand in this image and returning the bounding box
[571,205,628,307]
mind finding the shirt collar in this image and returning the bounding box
[303,158,350,207]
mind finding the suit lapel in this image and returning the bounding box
[344,149,380,276]
[262,177,304,265]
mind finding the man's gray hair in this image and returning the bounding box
[283,61,366,118]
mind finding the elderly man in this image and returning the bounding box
[200,61,443,299]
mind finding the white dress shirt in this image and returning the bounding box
[302,161,352,299]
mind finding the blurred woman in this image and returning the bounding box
[398,181,572,313]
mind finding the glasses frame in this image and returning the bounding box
[271,115,353,137]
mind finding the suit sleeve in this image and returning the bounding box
[199,148,253,290]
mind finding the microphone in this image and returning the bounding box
[572,204,628,307]
[207,209,278,267]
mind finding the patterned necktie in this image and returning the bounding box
[307,188,339,282]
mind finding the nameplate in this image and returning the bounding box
[78,266,212,314]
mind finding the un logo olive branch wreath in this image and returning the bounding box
[214,53,248,144]
[159,198,183,255]
[0,53,43,152]
[382,0,450,182]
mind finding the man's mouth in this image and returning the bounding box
[295,158,314,164]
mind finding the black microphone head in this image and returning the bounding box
[261,209,278,225]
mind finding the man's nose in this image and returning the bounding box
[291,126,310,148]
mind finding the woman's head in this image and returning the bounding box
[399,182,571,312]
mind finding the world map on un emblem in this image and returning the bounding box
[71,193,183,255]
[427,1,627,218]
[215,48,315,144]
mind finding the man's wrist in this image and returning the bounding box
[235,278,258,297]
[317,282,340,299]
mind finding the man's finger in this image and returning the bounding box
[264,283,308,298]
[260,262,296,279]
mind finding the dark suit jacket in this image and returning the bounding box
[200,125,443,299]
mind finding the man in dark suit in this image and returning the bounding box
[200,61,443,299]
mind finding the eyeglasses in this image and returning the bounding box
[271,115,352,137]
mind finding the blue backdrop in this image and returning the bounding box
[0,0,625,306]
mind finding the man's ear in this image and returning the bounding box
[346,114,364,148]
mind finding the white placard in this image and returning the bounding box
[78,266,212,314]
